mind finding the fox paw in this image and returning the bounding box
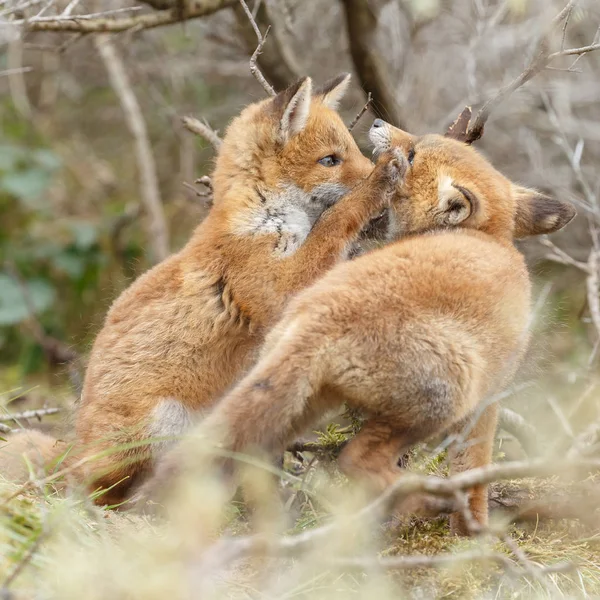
[373,149,407,188]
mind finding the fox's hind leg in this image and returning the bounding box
[338,418,409,494]
[447,402,499,535]
[337,419,454,517]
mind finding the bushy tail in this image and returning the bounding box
[208,336,334,457]
[0,429,69,483]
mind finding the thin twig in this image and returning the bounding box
[181,116,222,151]
[238,0,276,96]
[95,35,169,264]
[14,5,144,23]
[15,0,236,32]
[498,408,541,457]
[541,238,589,273]
[463,0,600,143]
[188,458,599,579]
[0,66,33,77]
[549,43,600,59]
[586,248,600,340]
[0,407,61,423]
[348,92,372,131]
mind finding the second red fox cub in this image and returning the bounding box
[153,119,575,534]
[2,75,398,503]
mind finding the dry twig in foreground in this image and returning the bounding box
[186,457,600,577]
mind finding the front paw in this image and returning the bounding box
[375,149,408,186]
[363,152,405,209]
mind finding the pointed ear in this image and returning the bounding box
[272,77,312,143]
[513,187,576,238]
[437,176,478,227]
[315,73,351,110]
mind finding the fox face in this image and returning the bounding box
[369,119,576,241]
[212,74,374,256]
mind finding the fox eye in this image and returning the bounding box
[318,155,342,167]
[407,148,415,165]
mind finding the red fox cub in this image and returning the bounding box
[0,75,399,504]
[152,119,575,534]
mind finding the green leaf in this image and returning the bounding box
[32,149,62,171]
[0,145,25,171]
[53,252,85,279]
[0,168,51,203]
[69,221,98,250]
[0,274,56,326]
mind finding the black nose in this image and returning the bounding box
[372,118,385,128]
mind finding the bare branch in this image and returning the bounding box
[18,0,235,33]
[181,116,222,151]
[96,35,169,264]
[13,5,144,24]
[0,66,33,77]
[233,0,300,91]
[550,42,600,59]
[466,42,551,143]
[185,457,599,581]
[348,92,372,132]
[498,407,541,457]
[587,248,600,340]
[463,0,600,144]
[238,0,276,96]
[330,550,516,573]
[0,408,61,423]
[541,238,590,273]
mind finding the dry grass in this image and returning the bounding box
[1,438,599,599]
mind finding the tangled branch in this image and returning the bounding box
[10,0,236,33]
[451,0,600,143]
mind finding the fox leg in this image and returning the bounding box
[337,419,409,494]
[447,402,499,535]
[74,437,153,506]
[337,419,453,517]
[77,398,191,506]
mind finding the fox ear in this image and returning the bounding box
[315,73,351,110]
[273,76,312,143]
[513,187,576,238]
[437,176,478,227]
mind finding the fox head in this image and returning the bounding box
[368,119,576,241]
[211,75,374,255]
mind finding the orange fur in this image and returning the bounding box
[2,75,401,504]
[150,121,576,534]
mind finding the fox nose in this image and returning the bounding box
[372,118,385,128]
